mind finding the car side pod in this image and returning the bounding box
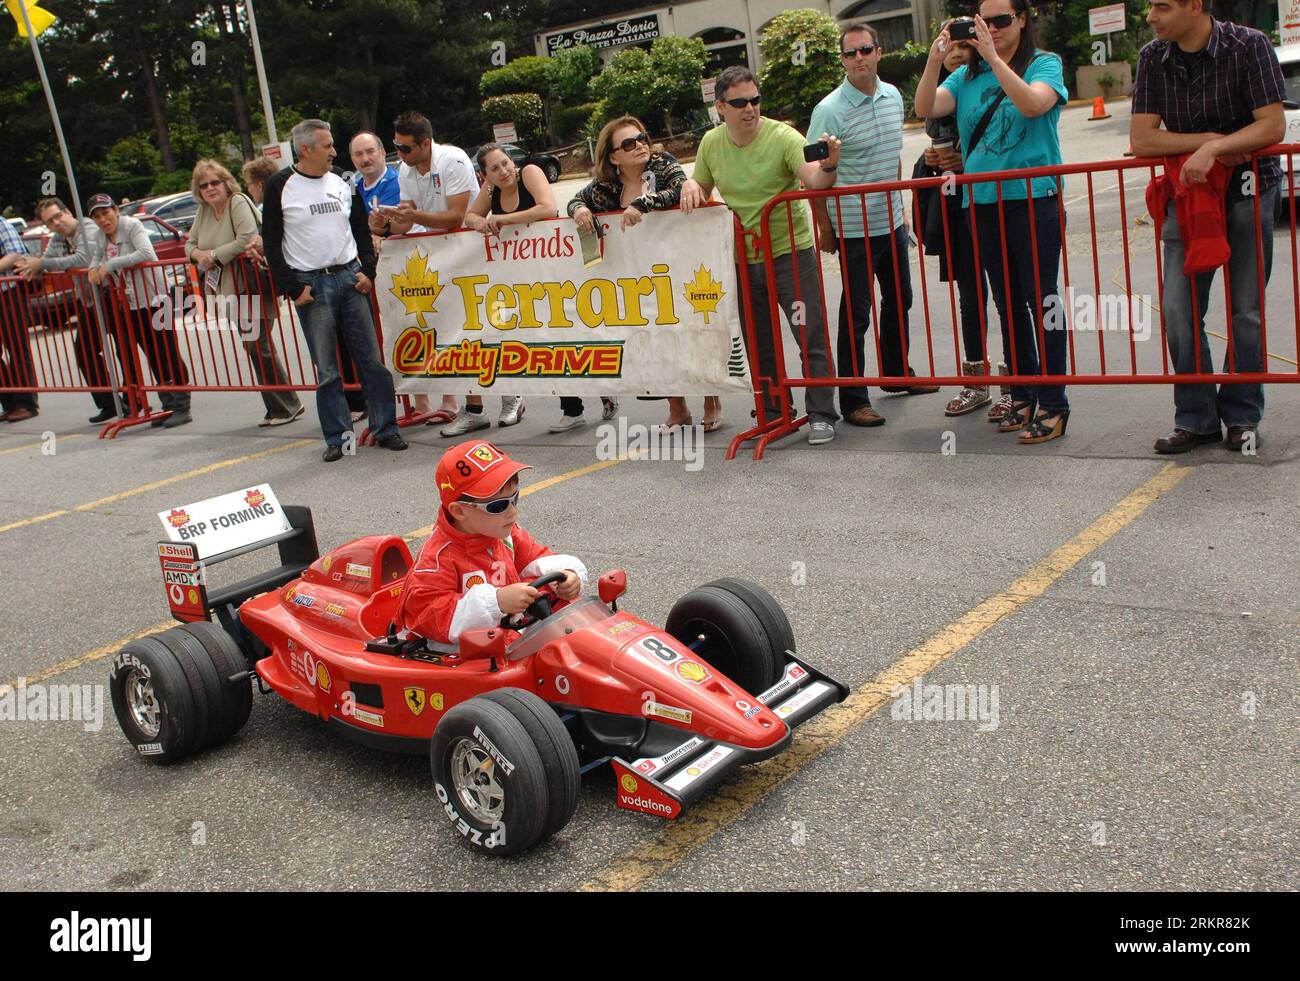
[610,654,848,818]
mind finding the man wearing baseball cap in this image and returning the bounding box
[396,440,587,645]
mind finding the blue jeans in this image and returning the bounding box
[294,261,397,445]
[974,196,1068,413]
[1160,184,1276,433]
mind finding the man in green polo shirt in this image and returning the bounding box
[680,66,843,445]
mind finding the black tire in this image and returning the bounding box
[665,584,784,695]
[161,628,226,753]
[429,696,550,856]
[543,162,559,183]
[108,636,200,764]
[703,577,796,662]
[481,688,579,842]
[177,621,253,742]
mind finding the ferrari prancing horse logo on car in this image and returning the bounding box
[405,688,445,716]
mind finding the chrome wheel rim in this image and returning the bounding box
[125,668,161,739]
[450,738,505,824]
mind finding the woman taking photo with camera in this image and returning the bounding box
[915,0,1071,444]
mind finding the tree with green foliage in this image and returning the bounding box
[1037,0,1150,93]
[589,35,707,134]
[544,45,600,105]
[481,92,547,145]
[480,55,551,100]
[757,8,841,129]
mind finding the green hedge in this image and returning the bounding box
[480,92,546,144]
[480,56,550,100]
[552,101,600,141]
[878,45,929,87]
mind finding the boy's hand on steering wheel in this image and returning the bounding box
[497,582,540,615]
[554,569,582,601]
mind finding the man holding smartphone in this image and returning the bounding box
[809,22,936,429]
[371,111,476,237]
[680,66,843,445]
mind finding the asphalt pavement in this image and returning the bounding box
[0,100,1296,891]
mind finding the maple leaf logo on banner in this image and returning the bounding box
[168,509,191,528]
[389,250,442,328]
[682,264,725,324]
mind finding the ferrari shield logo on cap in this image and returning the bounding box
[467,443,502,470]
[404,687,427,716]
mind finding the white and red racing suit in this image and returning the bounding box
[397,507,588,646]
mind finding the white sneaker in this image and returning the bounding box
[498,396,525,427]
[440,408,491,437]
[549,414,587,433]
[601,397,619,420]
[807,421,835,445]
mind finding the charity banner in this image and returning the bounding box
[374,205,752,397]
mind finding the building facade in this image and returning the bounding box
[535,0,949,74]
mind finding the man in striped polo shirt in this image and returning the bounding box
[810,22,937,428]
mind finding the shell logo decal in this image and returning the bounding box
[620,774,638,794]
[675,660,711,684]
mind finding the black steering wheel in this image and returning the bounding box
[499,572,569,630]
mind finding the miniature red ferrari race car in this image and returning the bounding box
[110,505,847,855]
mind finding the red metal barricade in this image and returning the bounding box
[730,146,1300,459]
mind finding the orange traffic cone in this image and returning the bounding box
[1088,96,1111,121]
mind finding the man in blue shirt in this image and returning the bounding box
[810,22,937,428]
[349,132,400,216]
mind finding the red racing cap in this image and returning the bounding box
[436,440,531,506]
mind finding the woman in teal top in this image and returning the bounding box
[915,0,1070,444]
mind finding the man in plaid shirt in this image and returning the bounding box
[1130,0,1286,454]
[0,218,40,421]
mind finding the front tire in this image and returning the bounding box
[665,582,786,695]
[429,695,552,856]
[543,163,559,183]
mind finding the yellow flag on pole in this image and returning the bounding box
[6,0,56,37]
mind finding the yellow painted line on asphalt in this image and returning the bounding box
[580,462,1194,892]
[0,438,316,537]
[5,453,629,692]
[0,434,83,457]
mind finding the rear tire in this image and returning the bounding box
[429,696,551,856]
[177,621,253,742]
[543,163,559,183]
[666,584,784,695]
[481,688,579,842]
[162,628,226,752]
[108,636,200,764]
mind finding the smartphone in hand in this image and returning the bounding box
[803,141,831,163]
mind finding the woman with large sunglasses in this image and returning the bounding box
[566,116,722,433]
[915,0,1071,445]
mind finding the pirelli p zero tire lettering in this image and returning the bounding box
[665,583,784,696]
[177,621,253,742]
[429,696,550,856]
[108,636,200,765]
[481,687,580,842]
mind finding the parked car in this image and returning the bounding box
[7,216,28,237]
[1276,43,1300,223]
[132,192,199,234]
[472,143,563,183]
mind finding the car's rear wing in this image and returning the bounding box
[609,654,848,819]
[157,505,318,638]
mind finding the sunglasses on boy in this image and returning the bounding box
[614,132,650,153]
[458,489,519,515]
[721,95,762,109]
[840,44,877,58]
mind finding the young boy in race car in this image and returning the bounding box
[398,440,587,645]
